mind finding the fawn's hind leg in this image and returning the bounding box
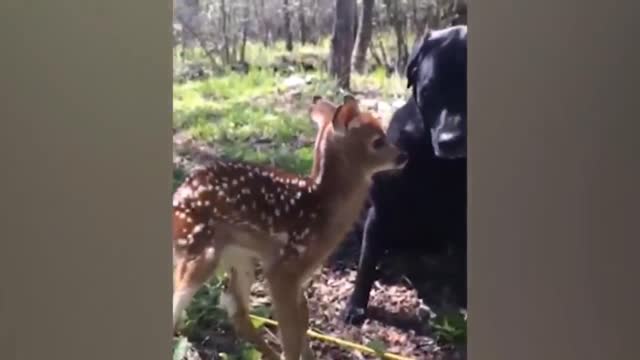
[219,246,281,360]
[173,244,221,331]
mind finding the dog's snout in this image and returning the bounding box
[395,152,409,166]
[434,129,466,159]
[437,131,459,143]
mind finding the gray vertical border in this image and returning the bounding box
[0,0,173,359]
[470,1,639,360]
[1,1,639,360]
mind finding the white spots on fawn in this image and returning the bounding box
[173,186,193,205]
[173,160,325,255]
[293,244,307,254]
[204,246,216,260]
[192,223,205,233]
[272,232,289,244]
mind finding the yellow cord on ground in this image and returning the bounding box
[248,314,415,360]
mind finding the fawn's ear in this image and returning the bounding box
[332,95,361,135]
[309,96,337,129]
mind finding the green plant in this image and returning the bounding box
[429,312,467,346]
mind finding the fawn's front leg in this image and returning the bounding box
[298,293,315,360]
[268,273,314,360]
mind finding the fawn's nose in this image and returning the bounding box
[395,152,409,167]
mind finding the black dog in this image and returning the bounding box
[342,26,468,325]
[407,25,467,159]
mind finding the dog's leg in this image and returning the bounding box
[343,207,385,325]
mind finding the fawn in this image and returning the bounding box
[172,95,408,359]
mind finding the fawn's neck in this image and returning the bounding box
[308,137,371,259]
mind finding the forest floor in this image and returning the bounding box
[172,42,467,360]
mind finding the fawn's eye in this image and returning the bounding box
[371,137,386,150]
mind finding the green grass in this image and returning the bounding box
[172,62,359,176]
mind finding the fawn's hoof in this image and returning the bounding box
[342,305,367,325]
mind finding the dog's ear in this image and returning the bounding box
[406,30,441,89]
[406,31,430,90]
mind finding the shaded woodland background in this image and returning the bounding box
[174,0,466,86]
[172,1,468,359]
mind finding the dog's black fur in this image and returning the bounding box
[407,25,467,159]
[342,26,468,325]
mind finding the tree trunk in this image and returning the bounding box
[179,0,200,47]
[329,0,357,89]
[260,0,269,46]
[283,0,293,51]
[453,0,468,25]
[240,1,249,63]
[309,0,320,44]
[298,0,307,44]
[220,0,230,64]
[352,0,375,74]
[384,0,408,72]
[353,0,359,41]
[410,0,428,35]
